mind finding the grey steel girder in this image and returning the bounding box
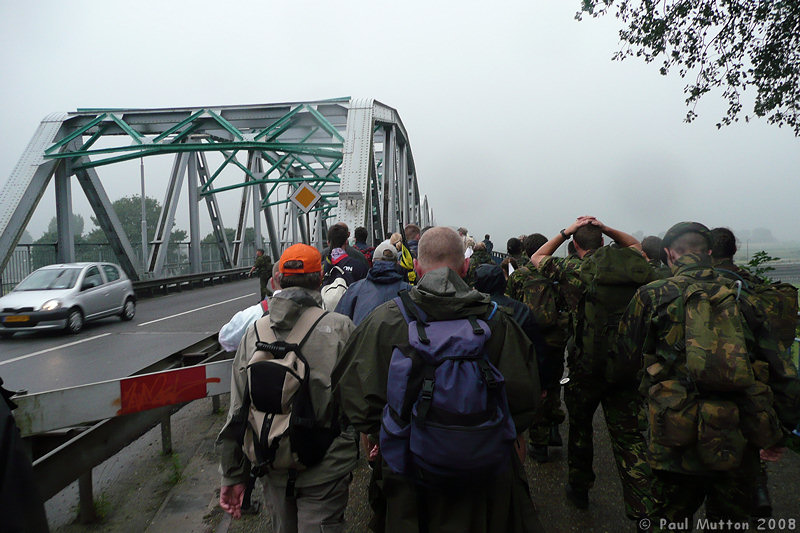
[337,99,423,236]
[74,164,141,280]
[55,160,75,263]
[1,99,428,282]
[196,152,232,269]
[148,153,188,276]
[0,113,67,275]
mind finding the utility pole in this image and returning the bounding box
[140,158,148,275]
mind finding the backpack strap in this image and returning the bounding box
[253,306,327,356]
[397,290,431,345]
[715,267,750,291]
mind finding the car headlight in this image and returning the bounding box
[41,299,62,311]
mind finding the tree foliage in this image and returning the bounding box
[578,0,800,135]
[741,250,779,282]
[86,195,186,244]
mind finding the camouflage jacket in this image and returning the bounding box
[618,253,799,473]
[647,258,671,280]
[253,254,273,282]
[536,254,589,374]
[506,265,565,346]
[509,253,529,269]
[466,249,495,287]
[712,258,761,286]
[537,254,585,314]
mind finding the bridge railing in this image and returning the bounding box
[0,241,263,295]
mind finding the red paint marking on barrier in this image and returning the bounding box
[117,366,221,416]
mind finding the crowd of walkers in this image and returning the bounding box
[216,218,800,533]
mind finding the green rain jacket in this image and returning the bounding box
[333,267,543,533]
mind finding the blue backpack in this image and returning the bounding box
[379,291,517,486]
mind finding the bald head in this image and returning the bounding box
[416,226,468,276]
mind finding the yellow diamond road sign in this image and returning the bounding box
[290,183,322,213]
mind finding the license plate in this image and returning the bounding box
[3,315,29,323]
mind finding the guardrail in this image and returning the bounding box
[18,335,233,523]
[132,267,250,298]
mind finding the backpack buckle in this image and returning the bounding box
[479,360,498,388]
[421,378,435,400]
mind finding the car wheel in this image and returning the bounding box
[66,308,84,334]
[120,298,136,321]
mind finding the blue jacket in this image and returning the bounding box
[334,261,410,325]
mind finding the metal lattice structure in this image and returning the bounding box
[0,98,433,281]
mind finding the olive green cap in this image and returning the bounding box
[662,222,712,249]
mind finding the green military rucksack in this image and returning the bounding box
[517,268,560,331]
[649,276,783,471]
[752,282,799,353]
[578,246,654,379]
[715,267,799,354]
[681,279,755,391]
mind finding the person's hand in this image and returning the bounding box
[760,446,787,462]
[220,483,246,519]
[565,216,597,236]
[369,443,381,461]
[514,434,527,463]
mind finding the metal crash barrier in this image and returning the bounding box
[14,335,233,523]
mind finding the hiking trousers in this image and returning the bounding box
[263,473,351,533]
[564,377,656,520]
[651,448,759,531]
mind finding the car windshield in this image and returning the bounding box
[15,268,82,291]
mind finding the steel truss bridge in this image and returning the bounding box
[0,98,433,281]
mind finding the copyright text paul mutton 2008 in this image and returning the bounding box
[656,517,798,530]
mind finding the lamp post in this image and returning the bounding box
[140,158,147,274]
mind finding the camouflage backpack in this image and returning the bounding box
[750,282,798,353]
[513,267,560,331]
[578,246,654,380]
[715,268,799,353]
[680,278,754,391]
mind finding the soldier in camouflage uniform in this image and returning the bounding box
[618,222,800,529]
[506,237,527,267]
[710,226,781,519]
[507,233,566,462]
[531,217,657,527]
[249,248,273,301]
[642,236,672,279]
[466,241,495,287]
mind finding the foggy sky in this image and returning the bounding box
[1,1,798,248]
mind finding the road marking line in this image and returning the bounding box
[138,293,256,327]
[0,333,112,366]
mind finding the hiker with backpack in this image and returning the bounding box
[334,240,411,326]
[353,226,376,267]
[506,232,568,463]
[618,222,800,528]
[531,216,658,527]
[322,224,369,311]
[333,226,544,533]
[217,244,358,531]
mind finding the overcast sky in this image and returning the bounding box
[1,0,798,248]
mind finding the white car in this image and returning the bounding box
[0,262,136,337]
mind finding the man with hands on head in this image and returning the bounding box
[532,217,658,532]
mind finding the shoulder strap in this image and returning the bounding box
[253,306,327,353]
[396,290,431,345]
[715,267,750,290]
[397,290,427,324]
